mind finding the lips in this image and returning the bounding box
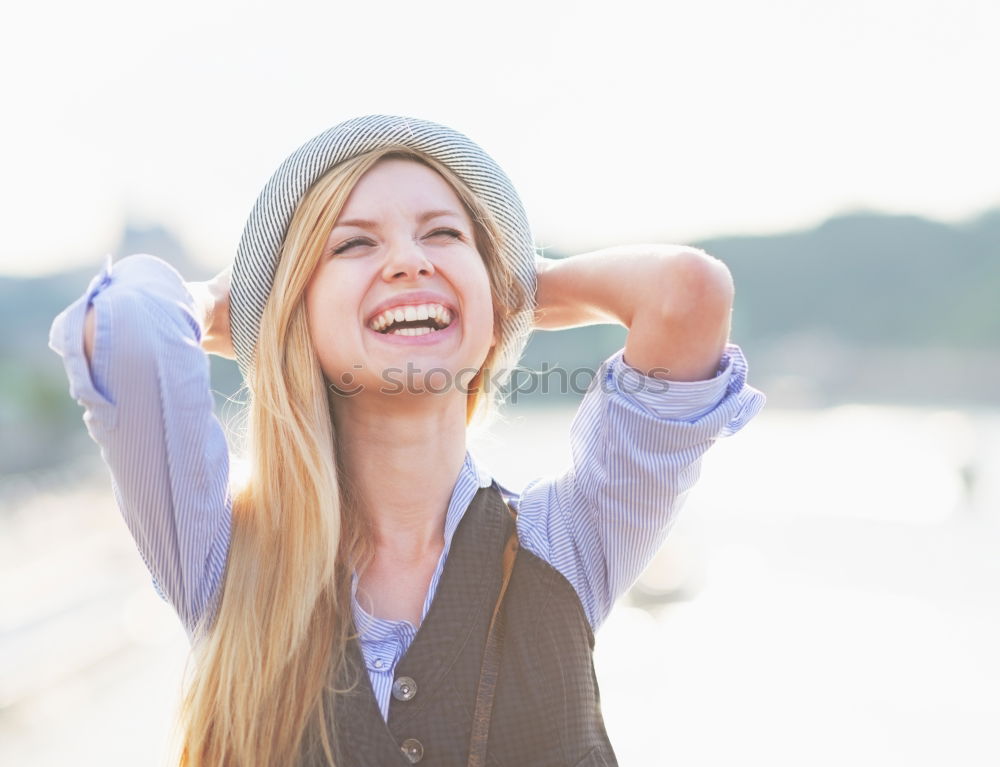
[366,313,460,344]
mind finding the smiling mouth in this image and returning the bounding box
[368,303,454,336]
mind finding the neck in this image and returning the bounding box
[333,392,469,560]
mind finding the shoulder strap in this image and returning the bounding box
[467,501,519,767]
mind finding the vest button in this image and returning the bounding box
[392,675,418,702]
[400,737,424,763]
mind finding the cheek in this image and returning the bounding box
[304,274,358,365]
[306,264,361,325]
[469,288,498,352]
[473,272,497,338]
[303,285,331,353]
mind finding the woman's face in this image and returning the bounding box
[305,158,497,400]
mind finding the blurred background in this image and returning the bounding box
[1,0,997,765]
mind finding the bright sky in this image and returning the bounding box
[2,0,997,276]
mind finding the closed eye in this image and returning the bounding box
[426,228,463,241]
[331,237,374,255]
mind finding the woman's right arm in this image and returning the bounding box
[49,254,233,635]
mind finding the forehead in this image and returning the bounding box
[337,157,470,221]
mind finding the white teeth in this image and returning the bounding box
[390,326,433,336]
[368,302,454,332]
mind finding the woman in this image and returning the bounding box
[50,115,765,766]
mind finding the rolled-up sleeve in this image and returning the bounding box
[514,342,765,629]
[48,254,232,634]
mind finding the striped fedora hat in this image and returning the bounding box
[230,114,538,386]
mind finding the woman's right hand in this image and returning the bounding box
[83,263,236,366]
[185,265,235,359]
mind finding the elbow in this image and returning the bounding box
[651,247,734,323]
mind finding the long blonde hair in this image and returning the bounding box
[176,146,529,766]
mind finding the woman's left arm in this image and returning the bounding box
[514,244,764,631]
[533,244,735,381]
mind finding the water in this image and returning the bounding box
[2,404,998,766]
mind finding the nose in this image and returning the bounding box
[381,237,435,282]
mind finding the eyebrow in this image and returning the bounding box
[333,209,465,230]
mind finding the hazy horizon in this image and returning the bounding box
[3,200,998,281]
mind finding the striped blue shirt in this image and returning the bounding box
[49,253,766,721]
